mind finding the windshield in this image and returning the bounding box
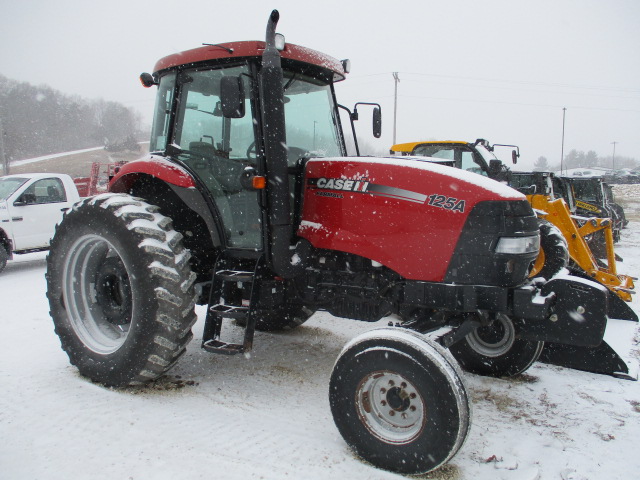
[282,71,343,161]
[413,144,455,159]
[572,180,601,202]
[0,177,28,200]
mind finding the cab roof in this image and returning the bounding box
[153,41,346,82]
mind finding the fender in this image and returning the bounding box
[109,156,196,193]
[109,155,226,250]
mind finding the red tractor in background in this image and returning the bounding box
[46,11,615,475]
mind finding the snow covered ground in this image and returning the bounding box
[1,200,639,480]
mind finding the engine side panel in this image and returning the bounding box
[298,157,524,282]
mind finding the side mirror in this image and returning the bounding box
[220,76,245,118]
[512,150,518,164]
[139,72,158,88]
[373,107,382,138]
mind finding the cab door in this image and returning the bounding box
[8,177,71,250]
[171,65,263,250]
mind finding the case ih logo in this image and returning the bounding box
[307,177,466,212]
[313,177,370,192]
[308,177,426,204]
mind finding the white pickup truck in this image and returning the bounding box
[0,173,81,272]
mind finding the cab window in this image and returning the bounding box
[20,178,67,204]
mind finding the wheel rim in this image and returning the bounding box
[62,234,133,354]
[466,315,515,357]
[355,371,426,445]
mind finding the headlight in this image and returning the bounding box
[495,235,540,254]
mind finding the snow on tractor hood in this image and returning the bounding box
[306,156,525,200]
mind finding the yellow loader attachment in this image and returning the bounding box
[528,194,636,319]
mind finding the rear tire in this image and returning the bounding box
[46,193,197,387]
[330,328,470,474]
[448,314,544,377]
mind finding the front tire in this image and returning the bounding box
[330,328,470,474]
[448,314,544,377]
[529,219,569,280]
[46,193,197,387]
[0,245,7,273]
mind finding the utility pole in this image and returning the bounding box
[0,115,7,176]
[392,72,400,145]
[560,107,566,175]
[611,141,618,171]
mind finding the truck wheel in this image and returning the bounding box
[46,193,197,387]
[330,328,470,474]
[0,245,7,273]
[529,219,568,280]
[448,314,544,377]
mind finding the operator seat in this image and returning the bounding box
[47,185,63,202]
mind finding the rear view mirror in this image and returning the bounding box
[373,107,382,138]
[220,76,245,118]
[512,150,518,164]
[139,72,158,88]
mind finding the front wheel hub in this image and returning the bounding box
[466,314,515,357]
[356,371,426,445]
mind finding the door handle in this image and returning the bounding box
[11,217,23,222]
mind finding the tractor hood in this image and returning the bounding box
[299,156,533,283]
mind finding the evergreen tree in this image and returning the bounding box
[534,156,549,171]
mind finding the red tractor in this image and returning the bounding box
[47,11,612,474]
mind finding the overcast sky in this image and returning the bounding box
[1,0,638,169]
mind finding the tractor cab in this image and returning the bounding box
[144,42,348,253]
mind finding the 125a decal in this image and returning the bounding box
[427,194,466,213]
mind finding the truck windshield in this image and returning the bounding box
[0,177,28,200]
[282,71,343,161]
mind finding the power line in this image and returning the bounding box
[398,78,640,101]
[396,93,640,113]
[346,71,640,94]
[396,71,640,94]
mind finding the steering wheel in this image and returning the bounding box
[246,141,258,159]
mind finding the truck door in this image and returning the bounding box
[8,177,71,250]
